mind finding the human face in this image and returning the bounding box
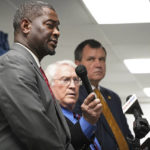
[27,7,60,60]
[51,65,80,111]
[76,45,106,87]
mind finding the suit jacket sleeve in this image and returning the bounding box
[0,51,72,150]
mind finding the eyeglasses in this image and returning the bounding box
[54,77,81,86]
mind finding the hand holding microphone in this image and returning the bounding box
[75,64,102,125]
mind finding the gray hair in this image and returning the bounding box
[45,60,77,85]
[13,1,55,32]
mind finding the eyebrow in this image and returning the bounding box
[47,19,60,25]
[60,76,78,79]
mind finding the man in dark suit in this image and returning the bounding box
[0,1,74,150]
[45,60,102,150]
[73,39,134,150]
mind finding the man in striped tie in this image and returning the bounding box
[45,60,102,150]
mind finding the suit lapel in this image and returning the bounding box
[54,100,71,138]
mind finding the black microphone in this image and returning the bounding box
[125,95,143,119]
[75,64,93,94]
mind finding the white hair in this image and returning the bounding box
[44,60,77,85]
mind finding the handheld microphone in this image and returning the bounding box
[75,64,93,94]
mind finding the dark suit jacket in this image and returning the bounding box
[73,85,133,150]
[0,43,74,150]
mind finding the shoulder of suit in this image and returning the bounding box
[100,86,120,98]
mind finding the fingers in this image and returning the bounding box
[81,102,102,125]
[81,101,102,114]
[83,92,101,110]
[81,92,103,124]
[83,92,97,105]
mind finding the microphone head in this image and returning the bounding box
[126,95,132,101]
[75,65,87,78]
[75,64,93,94]
[123,94,143,116]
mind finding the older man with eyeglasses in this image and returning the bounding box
[45,60,102,150]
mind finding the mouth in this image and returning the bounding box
[49,40,58,48]
[94,70,103,74]
[67,93,76,97]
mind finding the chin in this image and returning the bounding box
[48,50,56,55]
[46,45,56,55]
[94,75,104,80]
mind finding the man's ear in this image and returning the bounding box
[75,60,81,65]
[20,18,31,34]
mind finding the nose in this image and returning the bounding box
[53,27,60,38]
[94,59,101,67]
[69,79,76,88]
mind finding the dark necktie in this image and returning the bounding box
[40,67,55,99]
[73,112,81,120]
[73,112,99,150]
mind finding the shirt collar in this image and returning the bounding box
[91,84,100,90]
[61,107,77,124]
[15,43,40,68]
[61,107,72,116]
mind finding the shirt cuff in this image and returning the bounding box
[79,116,96,139]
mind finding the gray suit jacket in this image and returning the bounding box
[0,43,74,150]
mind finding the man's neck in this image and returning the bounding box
[90,80,100,89]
